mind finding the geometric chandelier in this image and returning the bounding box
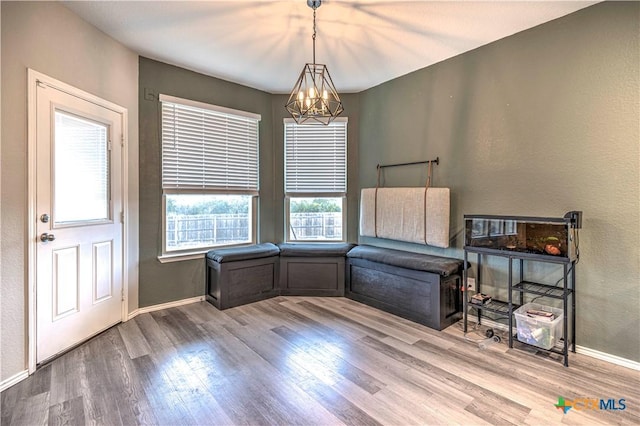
[285,0,344,125]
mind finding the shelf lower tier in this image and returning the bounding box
[512,337,573,356]
[512,281,572,299]
[467,299,519,316]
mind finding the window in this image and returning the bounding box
[284,118,347,242]
[54,110,110,225]
[160,95,260,256]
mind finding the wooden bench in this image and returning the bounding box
[205,243,280,310]
[277,243,355,296]
[345,245,464,330]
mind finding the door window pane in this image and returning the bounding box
[54,111,109,225]
[165,194,253,251]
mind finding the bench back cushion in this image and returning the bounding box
[359,187,450,248]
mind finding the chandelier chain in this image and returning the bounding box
[312,8,317,65]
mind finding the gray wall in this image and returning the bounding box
[1,1,139,382]
[138,57,275,307]
[358,2,639,362]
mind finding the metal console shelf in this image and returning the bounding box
[462,212,582,367]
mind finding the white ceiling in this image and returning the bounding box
[63,1,596,94]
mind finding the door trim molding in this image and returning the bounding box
[27,69,129,374]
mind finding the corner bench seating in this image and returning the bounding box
[345,245,464,330]
[206,242,463,331]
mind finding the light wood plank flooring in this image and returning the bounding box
[2,296,639,425]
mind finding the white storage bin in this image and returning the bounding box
[514,302,563,350]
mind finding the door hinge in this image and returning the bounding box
[121,286,125,302]
[121,134,125,147]
[120,211,124,223]
[108,140,113,151]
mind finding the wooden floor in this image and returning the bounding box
[2,297,639,425]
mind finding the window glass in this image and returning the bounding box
[288,197,344,241]
[165,194,253,251]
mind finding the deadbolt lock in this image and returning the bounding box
[40,213,50,223]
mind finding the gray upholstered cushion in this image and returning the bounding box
[206,243,280,263]
[277,243,356,257]
[346,245,463,277]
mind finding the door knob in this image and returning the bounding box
[40,233,55,242]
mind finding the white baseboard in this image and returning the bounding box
[0,370,29,392]
[462,317,639,371]
[576,345,640,371]
[127,295,205,320]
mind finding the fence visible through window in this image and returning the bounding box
[289,212,342,241]
[166,212,342,249]
[166,213,248,250]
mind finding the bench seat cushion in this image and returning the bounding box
[277,243,356,257]
[206,243,280,263]
[346,245,463,277]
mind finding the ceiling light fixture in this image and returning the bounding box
[285,0,343,125]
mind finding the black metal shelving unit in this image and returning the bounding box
[462,213,581,367]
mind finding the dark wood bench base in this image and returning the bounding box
[277,243,354,297]
[346,258,462,331]
[206,255,280,310]
[279,256,346,296]
[206,243,281,310]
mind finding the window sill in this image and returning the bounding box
[157,251,208,263]
[158,242,257,263]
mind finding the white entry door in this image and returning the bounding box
[35,79,124,364]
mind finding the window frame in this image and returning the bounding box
[283,117,348,243]
[158,95,260,260]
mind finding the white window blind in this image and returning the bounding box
[161,95,260,193]
[284,118,347,194]
[54,110,109,223]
